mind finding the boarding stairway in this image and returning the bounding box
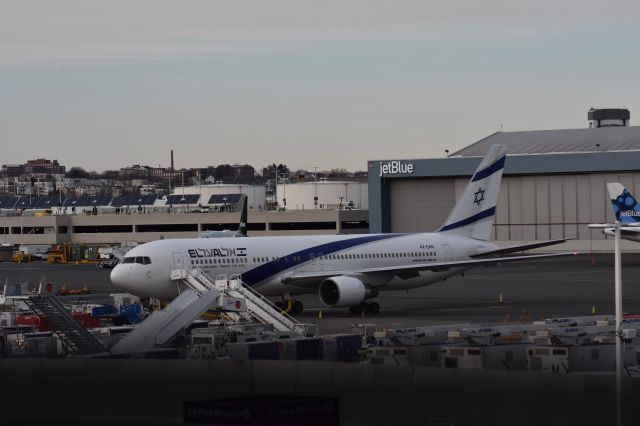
[185,270,314,336]
[24,294,107,355]
[226,276,315,337]
[111,269,315,355]
[111,246,131,262]
[110,268,243,354]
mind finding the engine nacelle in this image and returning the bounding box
[318,276,378,308]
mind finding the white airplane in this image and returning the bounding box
[110,145,570,314]
[592,182,640,242]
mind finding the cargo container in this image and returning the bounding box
[322,334,362,362]
[281,337,323,360]
[229,341,281,361]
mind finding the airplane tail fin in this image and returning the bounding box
[438,144,507,240]
[237,195,248,236]
[607,182,640,224]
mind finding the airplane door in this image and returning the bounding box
[172,252,186,270]
[311,253,325,270]
[442,244,453,263]
[318,252,325,270]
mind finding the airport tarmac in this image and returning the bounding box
[2,254,640,334]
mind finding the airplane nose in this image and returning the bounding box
[110,265,130,291]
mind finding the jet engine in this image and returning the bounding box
[318,276,378,308]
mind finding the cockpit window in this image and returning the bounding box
[123,256,151,264]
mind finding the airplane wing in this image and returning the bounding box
[281,251,577,285]
[468,239,568,258]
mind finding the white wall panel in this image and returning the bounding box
[562,176,578,239]
[507,178,523,240]
[576,175,592,239]
[534,177,550,240]
[495,180,510,240]
[386,171,640,242]
[549,175,563,248]
[390,179,455,233]
[589,174,606,224]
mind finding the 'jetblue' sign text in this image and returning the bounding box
[379,161,414,176]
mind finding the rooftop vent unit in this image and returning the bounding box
[588,108,630,128]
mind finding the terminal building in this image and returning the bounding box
[368,108,640,252]
[275,181,368,211]
[0,193,368,245]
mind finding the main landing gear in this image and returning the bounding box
[349,301,380,315]
[274,298,304,315]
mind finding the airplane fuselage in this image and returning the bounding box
[111,232,497,301]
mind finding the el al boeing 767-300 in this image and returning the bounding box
[110,145,571,314]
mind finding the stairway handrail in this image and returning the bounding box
[229,274,300,329]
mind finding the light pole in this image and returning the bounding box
[614,222,622,426]
[197,171,201,204]
[589,221,624,426]
[313,166,319,209]
[280,172,287,209]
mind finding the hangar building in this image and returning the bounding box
[368,109,640,251]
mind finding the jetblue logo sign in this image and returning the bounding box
[620,210,640,217]
[379,161,414,176]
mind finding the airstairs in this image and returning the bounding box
[226,276,316,337]
[111,269,315,355]
[180,270,315,336]
[111,246,131,262]
[24,294,107,356]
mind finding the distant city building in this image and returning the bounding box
[24,158,66,175]
[1,164,25,177]
[119,165,149,178]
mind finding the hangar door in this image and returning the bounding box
[389,178,458,233]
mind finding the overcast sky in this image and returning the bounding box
[2,0,640,172]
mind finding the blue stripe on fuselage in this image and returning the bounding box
[439,207,496,232]
[471,155,505,182]
[242,233,406,286]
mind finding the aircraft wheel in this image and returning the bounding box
[368,302,380,315]
[291,300,304,315]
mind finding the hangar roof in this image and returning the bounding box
[453,127,640,156]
